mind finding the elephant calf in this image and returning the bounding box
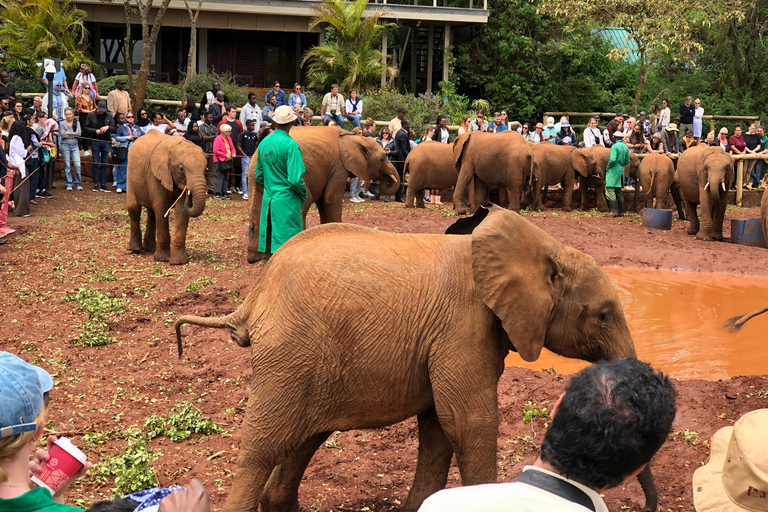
[174,206,647,512]
[126,130,209,265]
[638,153,686,219]
[404,141,460,208]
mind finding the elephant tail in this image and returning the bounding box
[723,305,768,333]
[174,311,250,359]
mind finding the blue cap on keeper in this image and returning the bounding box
[0,351,53,438]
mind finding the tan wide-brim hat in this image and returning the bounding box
[666,123,679,132]
[693,409,768,512]
[272,105,297,125]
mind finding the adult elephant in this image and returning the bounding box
[246,126,400,263]
[452,131,532,214]
[677,145,734,241]
[126,130,208,265]
[578,146,640,212]
[530,144,590,211]
[638,153,686,219]
[405,141,464,209]
[175,206,655,512]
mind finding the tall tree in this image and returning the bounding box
[123,0,135,98]
[132,0,172,111]
[0,0,96,75]
[180,0,203,106]
[302,0,397,92]
[537,0,744,113]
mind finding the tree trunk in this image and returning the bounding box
[631,48,651,115]
[180,0,203,106]
[123,1,134,98]
[133,0,172,111]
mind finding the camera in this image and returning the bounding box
[330,110,337,117]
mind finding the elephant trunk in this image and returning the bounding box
[710,182,722,205]
[379,164,401,196]
[174,310,249,359]
[185,177,208,218]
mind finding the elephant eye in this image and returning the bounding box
[598,309,612,322]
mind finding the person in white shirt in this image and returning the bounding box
[240,92,263,127]
[418,358,677,512]
[173,108,190,136]
[321,84,345,127]
[659,99,671,130]
[345,89,363,128]
[582,116,605,147]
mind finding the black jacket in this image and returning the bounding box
[83,111,116,142]
[679,103,695,124]
[394,128,410,165]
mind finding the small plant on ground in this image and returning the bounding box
[93,428,158,495]
[522,401,551,423]
[673,429,702,446]
[64,287,127,347]
[144,401,222,442]
[185,276,217,292]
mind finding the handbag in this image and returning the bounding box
[115,146,128,163]
[218,159,234,172]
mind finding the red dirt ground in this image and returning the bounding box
[1,179,766,511]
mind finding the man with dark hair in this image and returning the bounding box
[419,358,676,512]
[83,100,116,192]
[388,118,411,203]
[263,93,277,124]
[199,111,218,194]
[468,109,488,132]
[264,81,286,108]
[0,71,15,103]
[200,81,228,113]
[320,84,345,126]
[240,92,262,126]
[679,96,695,138]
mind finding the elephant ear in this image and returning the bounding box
[453,132,471,170]
[338,132,373,181]
[445,206,490,235]
[471,205,562,362]
[570,150,589,177]
[150,138,176,192]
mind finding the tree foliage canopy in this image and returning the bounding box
[0,0,96,76]
[302,0,397,93]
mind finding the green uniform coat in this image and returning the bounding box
[0,487,82,512]
[256,129,308,254]
[606,140,629,188]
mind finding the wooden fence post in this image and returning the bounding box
[736,160,744,207]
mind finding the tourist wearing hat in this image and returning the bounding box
[82,100,116,192]
[583,116,605,147]
[606,130,629,216]
[555,120,577,146]
[543,116,557,143]
[0,351,93,510]
[255,105,307,265]
[638,111,651,136]
[528,123,544,143]
[388,107,407,135]
[106,78,131,118]
[660,123,679,158]
[294,106,308,127]
[693,409,768,512]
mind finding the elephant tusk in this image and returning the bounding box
[721,182,726,192]
[187,189,191,195]
[704,182,710,190]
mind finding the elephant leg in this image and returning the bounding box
[153,205,171,262]
[595,183,609,212]
[471,178,486,214]
[405,183,416,208]
[579,178,590,210]
[637,463,658,512]
[247,184,264,264]
[685,200,699,235]
[453,166,474,214]
[497,187,509,209]
[402,408,454,512]
[323,175,346,222]
[416,189,426,208]
[532,181,543,210]
[506,178,522,212]
[670,184,686,220]
[562,175,574,212]
[128,201,143,253]
[712,201,727,241]
[169,202,190,265]
[632,182,640,213]
[143,208,157,255]
[259,432,331,512]
[697,195,714,241]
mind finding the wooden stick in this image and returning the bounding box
[164,185,188,218]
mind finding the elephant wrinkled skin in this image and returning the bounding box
[126,130,208,265]
[175,206,639,512]
[638,153,686,219]
[677,146,734,241]
[246,126,400,263]
[452,131,532,214]
[404,141,461,208]
[530,144,590,211]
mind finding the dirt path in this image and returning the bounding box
[1,182,766,511]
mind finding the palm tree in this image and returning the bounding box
[0,0,97,76]
[302,0,398,93]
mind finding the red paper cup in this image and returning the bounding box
[31,437,87,495]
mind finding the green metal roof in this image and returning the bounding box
[593,27,639,63]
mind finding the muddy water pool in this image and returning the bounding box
[506,267,768,380]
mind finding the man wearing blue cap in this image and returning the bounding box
[0,351,91,511]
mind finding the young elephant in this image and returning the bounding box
[175,206,646,512]
[126,130,208,265]
[530,144,589,211]
[638,153,686,219]
[677,145,734,240]
[404,141,462,208]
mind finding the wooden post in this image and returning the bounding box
[426,24,434,92]
[381,31,388,89]
[709,119,715,135]
[442,22,450,83]
[736,159,743,207]
[410,28,417,93]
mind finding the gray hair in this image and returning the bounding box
[64,107,73,115]
[686,96,692,101]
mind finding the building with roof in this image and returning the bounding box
[74,0,489,93]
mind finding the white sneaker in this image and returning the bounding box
[243,194,248,200]
[350,196,362,203]
[112,182,117,187]
[76,186,83,191]
[66,186,72,191]
[363,191,375,198]
[623,185,635,191]
[116,188,124,194]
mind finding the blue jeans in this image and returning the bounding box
[241,157,251,195]
[61,144,81,187]
[324,114,344,127]
[751,159,765,188]
[346,114,361,128]
[91,140,110,187]
[350,177,361,198]
[28,158,39,200]
[114,157,127,191]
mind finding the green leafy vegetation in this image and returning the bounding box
[144,401,222,442]
[673,429,702,446]
[64,287,127,347]
[522,401,551,423]
[185,276,216,292]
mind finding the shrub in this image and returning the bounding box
[184,69,248,109]
[364,89,449,137]
[10,69,45,96]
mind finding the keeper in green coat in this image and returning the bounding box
[606,130,629,217]
[256,105,307,264]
